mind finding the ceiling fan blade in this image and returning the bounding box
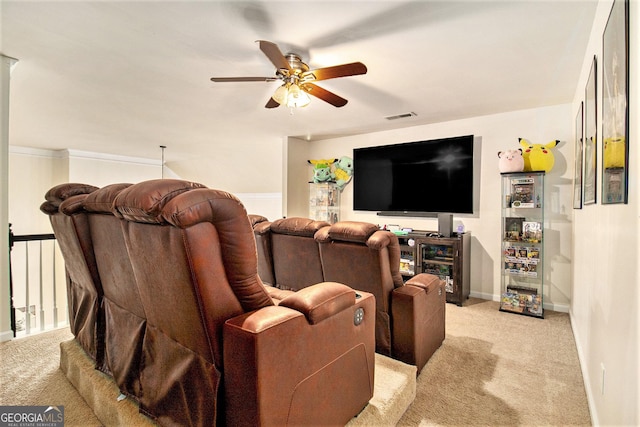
[303,62,367,82]
[303,83,348,107]
[210,77,278,82]
[265,97,280,109]
[257,40,291,71]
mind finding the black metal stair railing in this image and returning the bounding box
[8,223,65,338]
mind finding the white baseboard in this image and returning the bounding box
[0,329,14,343]
[470,291,569,313]
[570,313,598,426]
[469,291,497,301]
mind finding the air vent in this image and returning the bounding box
[385,112,417,120]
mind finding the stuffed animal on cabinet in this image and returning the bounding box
[333,156,354,190]
[498,149,524,173]
[519,138,559,172]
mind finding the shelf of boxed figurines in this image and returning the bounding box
[500,285,544,318]
[502,241,541,278]
[500,240,544,319]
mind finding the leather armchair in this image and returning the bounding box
[267,217,329,291]
[111,180,375,426]
[40,183,103,366]
[316,221,445,372]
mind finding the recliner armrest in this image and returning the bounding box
[391,273,445,373]
[404,272,443,293]
[223,291,375,426]
[279,282,356,324]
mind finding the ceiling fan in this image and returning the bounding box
[210,40,367,109]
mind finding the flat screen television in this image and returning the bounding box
[353,135,474,215]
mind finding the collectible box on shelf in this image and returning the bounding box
[504,217,525,241]
[422,245,454,261]
[509,177,539,208]
[500,285,542,316]
[503,245,539,277]
[522,221,542,242]
[399,258,414,275]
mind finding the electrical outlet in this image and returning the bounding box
[601,363,606,395]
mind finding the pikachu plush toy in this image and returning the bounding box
[518,138,560,172]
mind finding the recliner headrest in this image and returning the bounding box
[59,194,90,216]
[113,179,205,223]
[252,221,271,235]
[40,183,99,215]
[44,183,100,204]
[270,217,329,237]
[248,214,269,227]
[159,188,274,312]
[325,221,379,243]
[83,183,132,214]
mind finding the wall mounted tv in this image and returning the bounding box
[353,135,474,215]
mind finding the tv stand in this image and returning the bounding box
[398,230,470,306]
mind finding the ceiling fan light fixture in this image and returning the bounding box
[213,40,366,109]
[272,84,289,105]
[286,84,310,108]
[272,82,310,108]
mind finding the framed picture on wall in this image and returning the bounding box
[583,56,597,206]
[573,102,584,209]
[601,0,629,204]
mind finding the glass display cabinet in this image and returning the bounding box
[309,182,340,224]
[500,171,545,318]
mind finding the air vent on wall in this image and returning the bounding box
[385,112,417,120]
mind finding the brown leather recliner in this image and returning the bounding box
[112,180,376,427]
[250,216,445,372]
[316,221,446,373]
[82,183,146,398]
[267,217,330,290]
[250,214,276,286]
[40,183,103,366]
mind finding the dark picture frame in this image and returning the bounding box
[601,0,629,204]
[583,56,597,206]
[573,102,584,209]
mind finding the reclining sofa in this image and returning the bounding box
[253,217,446,373]
[40,183,103,366]
[43,180,376,427]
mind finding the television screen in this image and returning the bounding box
[353,135,474,214]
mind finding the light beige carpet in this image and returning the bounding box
[0,327,100,426]
[1,298,591,426]
[398,299,591,426]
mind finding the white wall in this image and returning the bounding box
[167,136,285,194]
[570,0,639,425]
[288,104,575,312]
[1,55,16,341]
[236,192,282,220]
[7,147,163,234]
[66,149,161,188]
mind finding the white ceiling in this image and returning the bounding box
[2,0,598,163]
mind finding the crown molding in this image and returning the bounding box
[9,146,160,166]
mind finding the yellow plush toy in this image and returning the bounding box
[519,138,559,172]
[603,136,625,169]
